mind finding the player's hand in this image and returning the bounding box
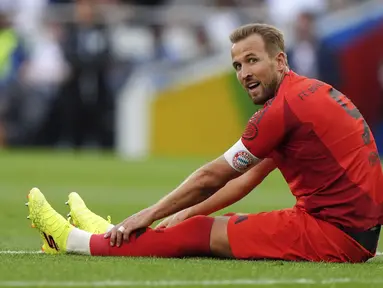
[104,207,155,247]
[155,209,192,229]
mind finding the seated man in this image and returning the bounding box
[26,23,383,263]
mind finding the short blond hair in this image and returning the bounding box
[229,23,285,57]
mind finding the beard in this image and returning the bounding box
[252,74,280,105]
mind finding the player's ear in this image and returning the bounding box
[275,52,287,71]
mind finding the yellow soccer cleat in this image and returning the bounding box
[66,192,112,234]
[26,187,74,254]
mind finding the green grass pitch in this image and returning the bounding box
[0,150,382,288]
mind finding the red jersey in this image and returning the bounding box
[241,71,383,232]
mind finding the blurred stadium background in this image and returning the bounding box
[0,0,382,159]
[1,1,383,285]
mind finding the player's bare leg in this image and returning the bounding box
[210,216,233,258]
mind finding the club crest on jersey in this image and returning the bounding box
[232,151,253,171]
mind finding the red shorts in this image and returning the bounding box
[227,207,374,263]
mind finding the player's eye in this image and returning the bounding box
[233,63,241,71]
[248,58,258,63]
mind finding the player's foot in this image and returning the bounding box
[26,188,73,254]
[66,192,112,234]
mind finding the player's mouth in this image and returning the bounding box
[247,81,261,93]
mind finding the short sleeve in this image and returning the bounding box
[241,98,286,159]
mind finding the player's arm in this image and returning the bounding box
[150,116,288,222]
[155,158,276,228]
[149,155,254,222]
[106,155,257,247]
[187,158,276,216]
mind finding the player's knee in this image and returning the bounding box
[210,216,233,258]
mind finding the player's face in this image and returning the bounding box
[231,34,286,105]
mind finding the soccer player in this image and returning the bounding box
[26,23,383,263]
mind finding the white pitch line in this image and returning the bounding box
[2,250,382,256]
[0,250,42,254]
[1,279,383,287]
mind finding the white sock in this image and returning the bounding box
[66,228,92,255]
[66,223,115,255]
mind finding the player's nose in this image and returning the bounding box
[241,73,254,86]
[240,66,253,81]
